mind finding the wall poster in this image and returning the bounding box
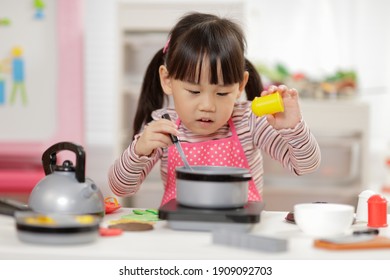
[0,0,57,141]
[0,0,83,158]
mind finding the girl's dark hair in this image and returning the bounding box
[133,12,263,136]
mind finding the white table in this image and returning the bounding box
[0,209,389,260]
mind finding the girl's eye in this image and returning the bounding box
[217,92,229,96]
[188,90,200,94]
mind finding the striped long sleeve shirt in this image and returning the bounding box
[108,101,321,200]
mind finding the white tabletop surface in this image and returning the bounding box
[0,208,389,260]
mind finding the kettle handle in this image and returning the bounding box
[42,142,85,183]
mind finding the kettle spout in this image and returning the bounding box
[82,184,99,199]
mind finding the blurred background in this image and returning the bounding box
[1,0,389,210]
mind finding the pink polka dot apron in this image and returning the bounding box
[161,118,261,206]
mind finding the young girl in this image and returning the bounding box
[108,12,321,205]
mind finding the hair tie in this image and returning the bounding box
[163,37,171,54]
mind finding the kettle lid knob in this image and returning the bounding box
[55,160,76,172]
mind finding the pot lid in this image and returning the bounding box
[176,166,251,182]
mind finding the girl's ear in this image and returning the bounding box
[159,65,173,95]
[239,71,249,94]
[237,71,249,99]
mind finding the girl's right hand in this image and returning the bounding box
[134,119,180,157]
[260,84,302,130]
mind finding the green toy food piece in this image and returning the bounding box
[121,213,160,222]
[145,209,158,215]
[125,209,159,221]
[132,209,146,215]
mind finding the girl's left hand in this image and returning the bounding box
[261,85,302,130]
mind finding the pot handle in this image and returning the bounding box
[41,142,85,183]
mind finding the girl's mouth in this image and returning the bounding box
[198,118,213,123]
[196,118,214,129]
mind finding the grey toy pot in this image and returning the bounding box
[176,166,251,209]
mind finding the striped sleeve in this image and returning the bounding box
[108,134,162,197]
[278,120,321,175]
[252,114,321,176]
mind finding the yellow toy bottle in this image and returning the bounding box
[251,92,284,117]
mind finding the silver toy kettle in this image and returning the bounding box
[28,142,105,216]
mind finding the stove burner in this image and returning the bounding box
[158,199,264,224]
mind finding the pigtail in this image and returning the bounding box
[133,48,168,137]
[244,59,263,101]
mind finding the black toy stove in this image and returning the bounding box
[158,199,264,231]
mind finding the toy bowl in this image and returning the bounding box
[294,203,355,238]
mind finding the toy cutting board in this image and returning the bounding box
[314,236,390,250]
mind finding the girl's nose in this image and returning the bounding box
[198,93,216,112]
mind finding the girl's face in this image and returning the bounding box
[160,60,248,135]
